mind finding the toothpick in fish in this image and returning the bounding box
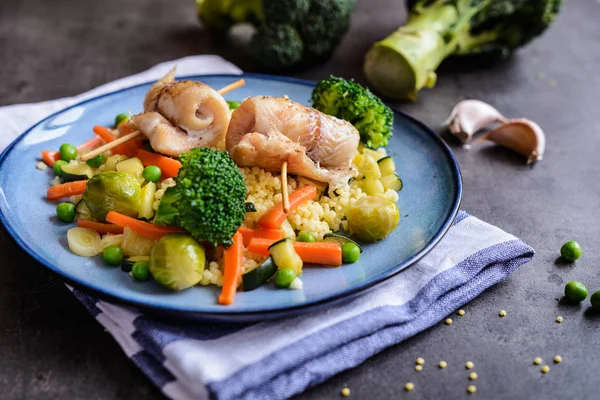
[281,161,290,213]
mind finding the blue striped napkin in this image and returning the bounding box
[70,211,534,400]
[1,56,534,400]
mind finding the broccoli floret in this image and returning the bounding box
[248,24,304,68]
[154,149,247,247]
[197,0,356,69]
[364,0,563,100]
[312,76,394,149]
[300,0,356,59]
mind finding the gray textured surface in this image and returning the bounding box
[1,0,599,399]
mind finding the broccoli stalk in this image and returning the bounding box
[364,0,563,100]
[153,148,247,248]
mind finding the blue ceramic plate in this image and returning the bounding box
[0,74,461,321]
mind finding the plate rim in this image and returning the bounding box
[0,73,462,319]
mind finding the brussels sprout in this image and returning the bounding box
[150,233,206,291]
[82,171,142,222]
[347,195,400,242]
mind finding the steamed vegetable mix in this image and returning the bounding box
[364,0,563,100]
[196,0,357,69]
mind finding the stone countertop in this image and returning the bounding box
[1,0,599,398]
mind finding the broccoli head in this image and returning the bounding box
[312,76,394,149]
[364,0,563,100]
[197,0,356,69]
[248,24,304,68]
[154,148,247,248]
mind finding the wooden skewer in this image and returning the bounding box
[281,161,290,213]
[217,79,245,96]
[80,130,142,161]
[79,79,246,161]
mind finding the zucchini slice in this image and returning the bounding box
[377,156,396,176]
[121,255,151,273]
[104,154,128,171]
[61,163,94,182]
[358,154,382,179]
[323,233,363,253]
[380,173,403,192]
[116,157,144,179]
[242,257,277,291]
[245,202,257,213]
[363,177,385,195]
[361,148,385,161]
[138,182,157,220]
[268,238,303,276]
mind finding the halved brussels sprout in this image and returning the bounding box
[347,195,400,242]
[82,171,141,222]
[150,233,206,291]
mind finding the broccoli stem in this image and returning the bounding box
[364,1,483,100]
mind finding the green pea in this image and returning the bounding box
[53,160,69,176]
[274,268,296,288]
[561,240,582,261]
[590,291,600,310]
[59,144,78,162]
[226,100,240,110]
[132,261,151,281]
[297,233,316,243]
[103,245,124,266]
[56,202,76,222]
[85,153,106,167]
[342,242,361,263]
[115,113,130,127]
[142,165,162,183]
[564,281,588,302]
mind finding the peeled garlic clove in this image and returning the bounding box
[444,100,507,143]
[477,118,546,164]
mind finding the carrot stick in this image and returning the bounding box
[238,226,283,247]
[78,136,105,152]
[219,232,243,305]
[41,151,60,166]
[257,186,318,230]
[77,219,124,234]
[93,125,117,143]
[105,211,183,240]
[47,180,88,201]
[136,149,182,179]
[247,238,342,266]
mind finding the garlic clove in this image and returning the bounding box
[475,118,546,164]
[444,100,507,143]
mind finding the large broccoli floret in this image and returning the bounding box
[312,76,394,149]
[196,0,356,69]
[248,24,304,68]
[154,148,247,247]
[364,0,563,100]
